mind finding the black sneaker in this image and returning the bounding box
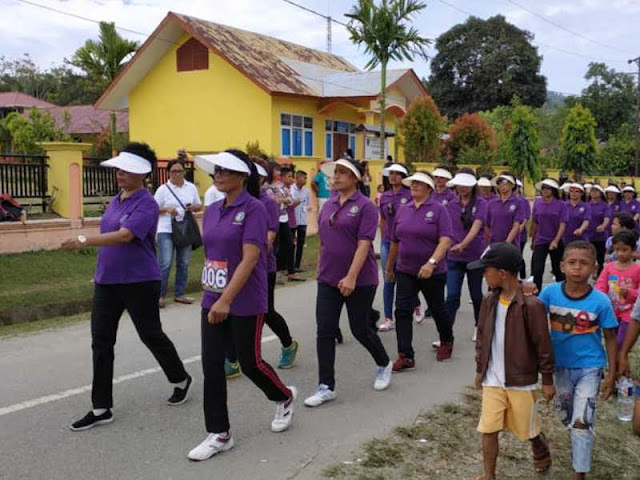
[167,374,192,406]
[70,410,113,431]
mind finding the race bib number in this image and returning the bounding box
[202,260,228,293]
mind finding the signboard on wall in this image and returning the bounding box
[364,135,389,160]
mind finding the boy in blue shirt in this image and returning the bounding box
[538,240,618,479]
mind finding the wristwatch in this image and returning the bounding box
[428,258,437,266]
[77,235,87,245]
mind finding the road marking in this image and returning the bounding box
[0,334,278,418]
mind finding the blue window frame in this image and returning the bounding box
[281,128,291,156]
[325,133,332,159]
[280,113,313,156]
[304,131,313,156]
[292,128,302,156]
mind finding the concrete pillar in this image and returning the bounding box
[39,142,91,219]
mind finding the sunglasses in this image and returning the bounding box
[214,166,236,176]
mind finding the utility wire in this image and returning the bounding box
[281,0,349,26]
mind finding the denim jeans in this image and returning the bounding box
[157,232,192,298]
[445,259,483,327]
[555,367,603,473]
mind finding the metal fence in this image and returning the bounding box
[83,158,118,204]
[0,154,49,212]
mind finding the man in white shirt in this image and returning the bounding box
[204,177,225,207]
[291,170,310,272]
[154,159,202,307]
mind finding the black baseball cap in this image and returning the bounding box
[468,242,522,273]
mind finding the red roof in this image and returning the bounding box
[0,92,56,108]
[39,105,129,135]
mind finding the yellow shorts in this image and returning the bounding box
[477,387,541,441]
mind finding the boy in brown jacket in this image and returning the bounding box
[469,242,555,480]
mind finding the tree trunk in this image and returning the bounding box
[110,111,117,157]
[379,60,387,160]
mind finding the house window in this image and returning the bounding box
[176,38,209,72]
[281,114,313,156]
[325,120,357,156]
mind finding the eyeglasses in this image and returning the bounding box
[214,166,235,176]
[170,169,185,174]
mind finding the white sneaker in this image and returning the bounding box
[431,340,441,349]
[472,327,478,343]
[377,318,395,332]
[374,361,393,391]
[187,432,234,461]
[304,384,336,407]
[413,307,425,324]
[272,386,297,432]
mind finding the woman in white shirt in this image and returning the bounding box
[154,159,202,307]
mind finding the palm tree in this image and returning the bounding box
[346,0,430,159]
[71,22,139,155]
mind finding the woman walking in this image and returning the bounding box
[585,183,610,275]
[385,171,453,368]
[304,158,392,408]
[620,185,640,223]
[189,150,296,461]
[515,179,531,279]
[562,183,591,245]
[62,142,191,431]
[485,172,527,246]
[154,158,202,307]
[444,169,487,343]
[478,176,496,202]
[431,167,456,206]
[530,178,568,292]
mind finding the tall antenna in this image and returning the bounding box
[327,16,332,52]
[282,0,347,53]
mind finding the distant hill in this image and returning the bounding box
[546,90,567,108]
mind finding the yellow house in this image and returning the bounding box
[96,12,427,195]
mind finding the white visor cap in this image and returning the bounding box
[431,167,453,180]
[321,158,362,180]
[605,185,621,194]
[561,182,584,192]
[447,172,477,188]
[535,179,560,190]
[491,174,516,187]
[382,164,409,177]
[516,179,523,187]
[255,163,268,178]
[402,172,435,190]
[591,184,605,194]
[101,151,152,174]
[194,152,250,175]
[477,177,492,187]
[623,185,637,193]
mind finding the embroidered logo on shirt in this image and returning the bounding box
[579,207,585,213]
[233,212,246,224]
[442,200,448,205]
[400,198,408,204]
[348,206,360,216]
[509,204,516,212]
[425,211,434,220]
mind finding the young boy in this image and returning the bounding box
[470,242,555,480]
[618,296,640,437]
[538,240,618,479]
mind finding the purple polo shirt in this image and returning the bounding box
[585,200,610,242]
[607,200,620,236]
[379,187,412,243]
[486,194,526,245]
[619,199,640,217]
[94,189,161,284]
[432,188,457,207]
[447,196,487,263]
[532,198,569,246]
[482,192,497,202]
[563,201,592,245]
[518,195,531,244]
[201,190,268,316]
[261,191,280,273]
[392,196,453,276]
[318,190,378,288]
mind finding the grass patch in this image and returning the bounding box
[0,312,90,338]
[0,234,319,329]
[325,373,640,479]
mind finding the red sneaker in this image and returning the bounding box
[436,342,453,361]
[392,353,415,372]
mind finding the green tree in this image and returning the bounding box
[427,15,547,119]
[572,62,636,141]
[399,94,445,168]
[558,104,598,178]
[346,0,430,158]
[596,123,634,176]
[447,113,497,168]
[534,103,569,168]
[3,108,71,154]
[508,105,540,182]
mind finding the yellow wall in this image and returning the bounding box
[129,35,272,159]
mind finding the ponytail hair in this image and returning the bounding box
[457,167,478,230]
[225,148,260,199]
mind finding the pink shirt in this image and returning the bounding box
[595,262,640,323]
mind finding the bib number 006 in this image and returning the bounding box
[202,260,228,293]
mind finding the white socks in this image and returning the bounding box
[93,408,107,416]
[175,378,189,389]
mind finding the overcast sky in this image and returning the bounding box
[3,0,639,95]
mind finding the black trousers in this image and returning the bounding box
[202,309,291,433]
[276,222,295,275]
[519,240,527,279]
[91,281,188,409]
[531,242,565,292]
[592,240,606,275]
[294,225,307,269]
[316,282,389,390]
[395,272,452,359]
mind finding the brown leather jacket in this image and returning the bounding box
[476,287,554,387]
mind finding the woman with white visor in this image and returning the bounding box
[444,168,487,343]
[188,150,296,461]
[585,183,610,275]
[62,142,191,431]
[385,171,453,370]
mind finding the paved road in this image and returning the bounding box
[0,253,547,480]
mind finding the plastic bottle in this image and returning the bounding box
[610,275,620,299]
[617,376,634,422]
